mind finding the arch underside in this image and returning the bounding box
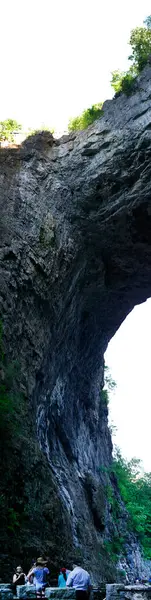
[0,64,151,579]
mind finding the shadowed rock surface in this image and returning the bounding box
[1,64,151,582]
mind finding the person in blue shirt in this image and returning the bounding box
[27,557,49,598]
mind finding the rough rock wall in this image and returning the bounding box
[106,585,151,600]
[1,64,151,581]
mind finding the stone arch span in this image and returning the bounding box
[0,64,151,580]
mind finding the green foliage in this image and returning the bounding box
[104,365,116,392]
[101,388,109,406]
[98,543,117,582]
[0,350,16,436]
[111,70,135,96]
[100,365,116,407]
[111,16,151,95]
[104,481,121,522]
[68,103,103,132]
[27,125,54,137]
[113,449,151,559]
[7,507,20,531]
[105,483,114,503]
[0,119,22,143]
[0,492,20,533]
[120,72,136,95]
[111,70,125,94]
[103,535,124,563]
[129,22,151,74]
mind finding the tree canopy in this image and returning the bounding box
[111,16,151,95]
[101,369,151,560]
[129,19,151,73]
[0,119,22,143]
[113,449,151,559]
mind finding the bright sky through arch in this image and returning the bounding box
[1,0,151,132]
[105,299,151,473]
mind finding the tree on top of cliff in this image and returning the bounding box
[129,16,151,74]
[111,16,151,95]
[68,103,103,132]
[69,16,151,130]
[0,119,22,143]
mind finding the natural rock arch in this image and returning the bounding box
[0,63,151,580]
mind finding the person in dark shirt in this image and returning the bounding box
[12,566,26,594]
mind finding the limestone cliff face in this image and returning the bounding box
[1,64,151,582]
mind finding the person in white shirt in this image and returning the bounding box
[66,569,71,577]
[66,565,91,600]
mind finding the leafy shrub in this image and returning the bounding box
[0,119,22,143]
[27,126,54,137]
[68,103,103,131]
[121,72,136,95]
[103,535,124,563]
[100,365,116,406]
[111,70,126,94]
[111,71,136,96]
[113,449,151,559]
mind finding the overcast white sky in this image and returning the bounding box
[1,0,151,131]
[2,1,151,469]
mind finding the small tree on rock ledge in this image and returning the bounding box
[0,119,22,144]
